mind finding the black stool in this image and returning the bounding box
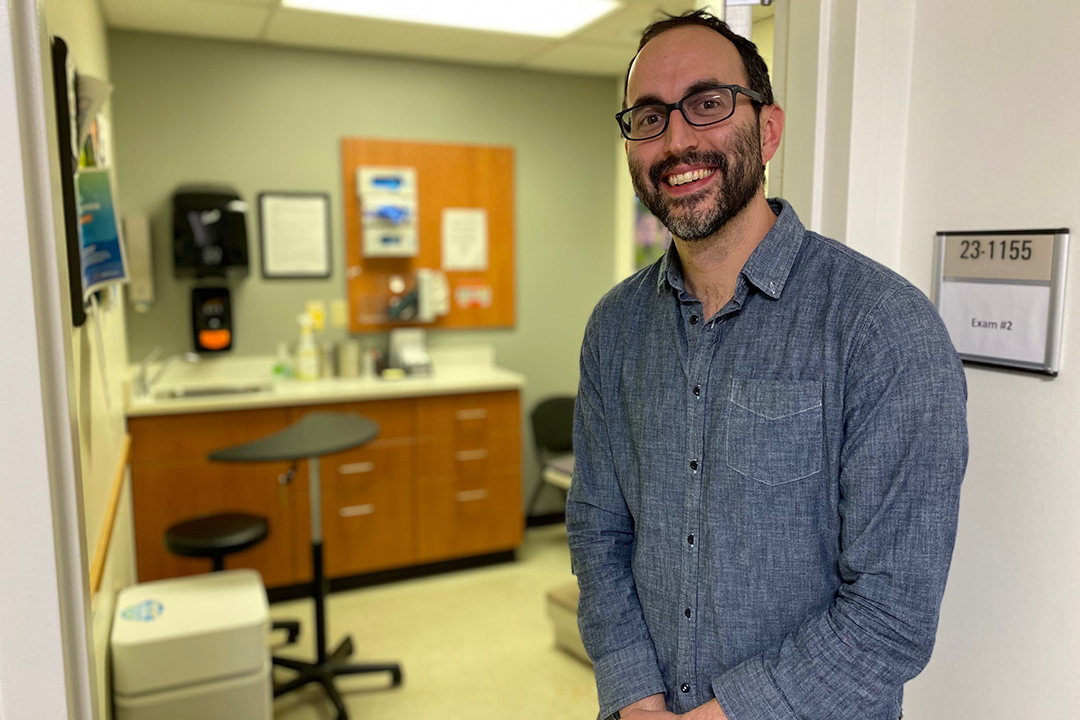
[209,411,402,720]
[164,512,301,644]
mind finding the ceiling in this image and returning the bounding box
[99,0,775,77]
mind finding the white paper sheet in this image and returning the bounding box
[441,208,488,271]
[938,280,1049,364]
[260,194,330,277]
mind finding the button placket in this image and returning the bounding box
[676,322,712,714]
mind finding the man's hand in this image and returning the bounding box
[679,699,728,720]
[619,694,678,719]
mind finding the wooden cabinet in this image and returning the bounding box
[286,399,415,580]
[414,391,523,563]
[128,407,299,586]
[128,390,523,588]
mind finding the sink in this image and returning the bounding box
[151,382,271,399]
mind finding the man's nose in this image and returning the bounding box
[662,109,699,155]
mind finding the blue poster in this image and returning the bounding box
[76,168,127,298]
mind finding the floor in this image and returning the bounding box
[270,525,598,719]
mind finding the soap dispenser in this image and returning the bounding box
[296,313,319,381]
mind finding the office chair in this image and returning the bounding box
[525,395,575,519]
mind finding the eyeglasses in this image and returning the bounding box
[615,84,765,141]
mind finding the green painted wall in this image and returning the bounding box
[109,30,619,512]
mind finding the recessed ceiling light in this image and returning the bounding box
[281,0,623,38]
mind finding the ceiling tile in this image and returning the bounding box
[523,40,637,77]
[103,0,270,41]
[262,8,552,66]
[261,8,557,66]
[575,0,698,45]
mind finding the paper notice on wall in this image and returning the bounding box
[938,279,1049,365]
[441,208,488,271]
[454,281,493,310]
[260,194,330,277]
[76,167,127,300]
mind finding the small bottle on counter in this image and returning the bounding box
[296,314,320,381]
[272,341,294,381]
[338,339,361,378]
[321,342,336,378]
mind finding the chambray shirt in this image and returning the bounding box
[566,199,968,720]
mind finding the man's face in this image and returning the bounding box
[625,26,765,241]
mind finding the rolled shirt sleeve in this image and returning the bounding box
[712,286,969,720]
[567,302,667,718]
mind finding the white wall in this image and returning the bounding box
[42,0,136,717]
[843,1,1080,717]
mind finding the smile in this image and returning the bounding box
[663,167,716,187]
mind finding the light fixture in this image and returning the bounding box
[281,0,622,38]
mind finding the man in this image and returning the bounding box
[566,10,968,720]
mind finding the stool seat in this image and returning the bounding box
[165,512,268,560]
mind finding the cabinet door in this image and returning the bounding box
[131,460,296,586]
[415,469,522,562]
[129,408,296,586]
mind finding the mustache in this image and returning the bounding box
[648,151,729,188]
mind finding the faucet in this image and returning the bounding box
[135,347,201,397]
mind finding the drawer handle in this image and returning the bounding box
[455,489,489,503]
[455,408,488,421]
[339,504,375,517]
[455,449,488,462]
[339,461,375,475]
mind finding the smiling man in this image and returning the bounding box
[566,10,969,720]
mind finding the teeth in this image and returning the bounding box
[667,168,715,186]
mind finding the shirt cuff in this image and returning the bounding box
[712,655,797,720]
[592,639,667,720]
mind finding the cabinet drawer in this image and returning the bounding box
[321,468,413,577]
[325,438,413,488]
[129,408,290,464]
[416,433,521,482]
[287,398,414,441]
[416,391,520,438]
[414,469,522,563]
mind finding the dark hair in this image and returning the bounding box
[623,9,774,110]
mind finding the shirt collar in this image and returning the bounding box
[656,198,806,300]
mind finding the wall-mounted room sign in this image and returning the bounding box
[934,229,1069,375]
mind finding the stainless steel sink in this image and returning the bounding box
[152,382,271,399]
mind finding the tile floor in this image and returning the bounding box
[270,525,598,719]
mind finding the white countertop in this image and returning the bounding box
[126,347,526,418]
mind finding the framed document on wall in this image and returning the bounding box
[933,228,1069,376]
[258,192,332,279]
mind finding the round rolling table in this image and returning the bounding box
[209,411,403,720]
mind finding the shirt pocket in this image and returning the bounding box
[723,378,823,486]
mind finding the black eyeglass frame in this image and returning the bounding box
[615,84,766,141]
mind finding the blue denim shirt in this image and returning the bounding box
[566,199,968,720]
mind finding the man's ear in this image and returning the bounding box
[759,103,785,165]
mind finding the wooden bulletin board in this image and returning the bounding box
[342,137,515,332]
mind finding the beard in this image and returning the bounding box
[629,119,764,241]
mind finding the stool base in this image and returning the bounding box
[272,635,402,720]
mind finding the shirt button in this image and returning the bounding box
[687,534,695,546]
[684,608,691,618]
[689,315,699,325]
[680,683,691,694]
[689,459,699,471]
[693,386,701,397]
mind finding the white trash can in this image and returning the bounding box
[110,569,272,720]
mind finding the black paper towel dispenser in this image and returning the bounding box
[172,185,249,278]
